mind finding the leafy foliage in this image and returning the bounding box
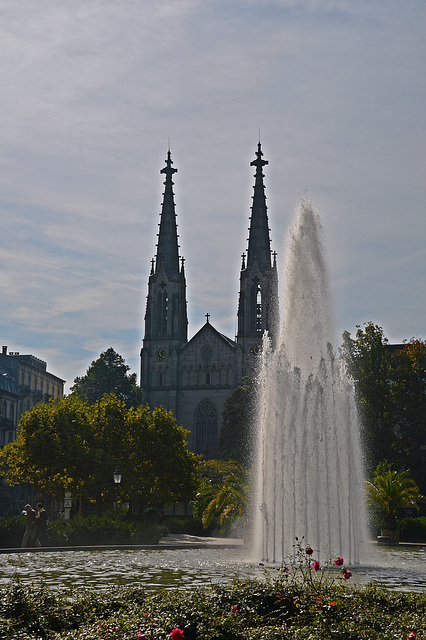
[191,459,248,533]
[340,323,393,473]
[0,576,425,640]
[219,377,256,464]
[366,461,424,530]
[0,394,197,513]
[71,348,143,408]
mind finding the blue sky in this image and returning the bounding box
[0,0,424,392]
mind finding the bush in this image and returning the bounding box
[399,516,426,542]
[0,577,425,639]
[0,515,26,548]
[165,517,212,536]
[0,515,161,548]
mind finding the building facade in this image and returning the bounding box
[141,143,278,458]
[0,346,65,515]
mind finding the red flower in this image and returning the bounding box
[231,605,238,615]
[312,560,320,572]
[342,569,352,580]
[334,557,344,566]
[305,545,313,555]
[406,634,416,639]
[170,629,184,640]
[135,633,146,640]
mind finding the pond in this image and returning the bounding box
[1,544,425,592]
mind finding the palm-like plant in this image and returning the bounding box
[366,462,424,530]
[201,461,248,533]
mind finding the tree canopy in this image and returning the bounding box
[0,394,197,514]
[70,348,143,407]
[218,376,256,465]
[341,325,425,489]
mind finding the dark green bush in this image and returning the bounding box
[165,517,213,536]
[399,516,426,542]
[0,515,26,548]
[0,578,425,640]
[0,514,161,548]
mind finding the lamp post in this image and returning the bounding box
[113,468,122,518]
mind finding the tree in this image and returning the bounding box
[340,323,393,473]
[0,394,197,514]
[71,348,143,408]
[191,459,249,533]
[389,339,426,493]
[366,461,424,531]
[219,377,256,464]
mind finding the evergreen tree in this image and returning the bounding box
[71,348,143,407]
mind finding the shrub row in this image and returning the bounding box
[0,515,161,548]
[0,575,424,639]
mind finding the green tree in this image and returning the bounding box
[0,394,197,515]
[219,377,256,464]
[340,323,393,473]
[366,461,424,531]
[71,348,143,407]
[191,459,248,533]
[390,339,426,493]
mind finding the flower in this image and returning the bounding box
[305,545,313,555]
[406,634,416,639]
[135,633,146,640]
[170,629,184,640]
[312,560,320,572]
[231,605,238,615]
[342,569,352,580]
[334,557,344,566]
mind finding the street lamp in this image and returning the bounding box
[113,468,122,518]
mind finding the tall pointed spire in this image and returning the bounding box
[155,150,180,275]
[237,141,278,359]
[246,142,271,269]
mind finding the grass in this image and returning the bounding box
[0,575,424,639]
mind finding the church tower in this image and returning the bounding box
[140,150,188,414]
[237,142,279,365]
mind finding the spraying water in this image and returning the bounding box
[251,199,368,565]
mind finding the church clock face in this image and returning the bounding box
[155,348,167,361]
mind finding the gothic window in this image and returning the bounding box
[206,371,211,385]
[251,277,262,333]
[159,372,163,387]
[157,282,169,335]
[194,398,218,459]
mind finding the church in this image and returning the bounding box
[140,142,278,459]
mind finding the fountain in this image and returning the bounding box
[251,198,369,565]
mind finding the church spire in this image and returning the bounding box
[237,141,278,359]
[246,141,271,270]
[155,150,180,275]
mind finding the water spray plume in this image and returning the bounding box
[252,199,368,564]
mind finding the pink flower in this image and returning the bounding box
[231,605,238,615]
[312,560,320,572]
[334,557,344,566]
[295,536,298,541]
[135,633,146,640]
[406,634,416,639]
[170,629,184,640]
[305,545,313,555]
[342,569,352,580]
[281,566,289,572]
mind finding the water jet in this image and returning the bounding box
[252,199,369,564]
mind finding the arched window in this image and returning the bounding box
[251,277,262,333]
[159,372,163,387]
[194,398,218,459]
[157,282,169,335]
[206,371,211,385]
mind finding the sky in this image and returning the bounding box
[0,0,425,392]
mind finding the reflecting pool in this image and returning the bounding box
[1,545,425,592]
